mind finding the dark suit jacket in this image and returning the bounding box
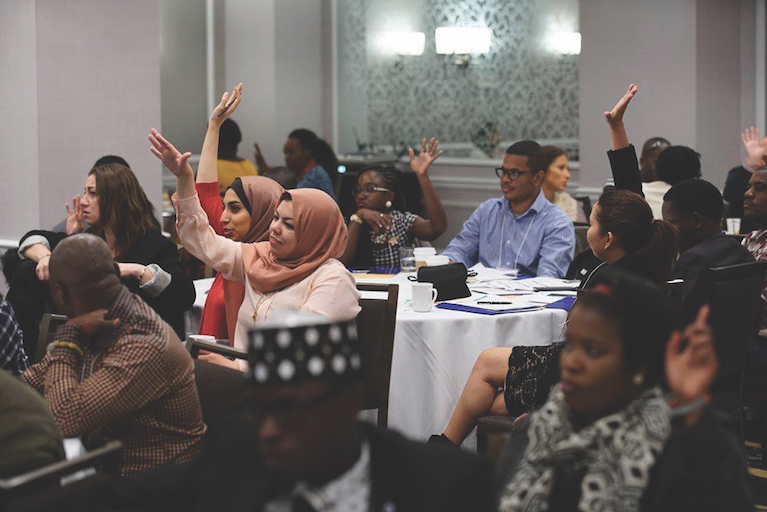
[672,232,755,324]
[109,414,496,512]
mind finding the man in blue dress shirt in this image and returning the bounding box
[442,140,575,277]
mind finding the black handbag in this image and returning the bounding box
[410,263,472,301]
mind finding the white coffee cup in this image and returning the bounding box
[412,282,438,312]
[726,218,741,235]
[425,255,450,267]
[413,247,437,270]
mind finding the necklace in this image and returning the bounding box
[252,293,272,321]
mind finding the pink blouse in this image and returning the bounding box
[174,193,361,370]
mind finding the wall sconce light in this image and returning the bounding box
[435,27,491,66]
[378,31,425,56]
[545,31,581,55]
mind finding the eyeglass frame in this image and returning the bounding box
[352,184,394,196]
[494,166,535,180]
[247,383,347,430]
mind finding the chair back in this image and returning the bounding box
[0,441,122,511]
[35,314,67,364]
[660,278,684,317]
[192,359,249,428]
[355,283,398,428]
[573,225,589,257]
[698,261,767,380]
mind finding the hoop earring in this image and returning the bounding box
[385,200,392,208]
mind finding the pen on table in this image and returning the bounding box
[476,301,514,305]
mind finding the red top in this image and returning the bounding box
[195,183,229,340]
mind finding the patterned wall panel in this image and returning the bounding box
[337,0,579,156]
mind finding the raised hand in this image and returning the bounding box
[604,83,639,127]
[66,309,121,336]
[148,129,193,178]
[409,137,444,176]
[742,126,767,169]
[65,195,83,235]
[209,83,243,128]
[665,305,718,407]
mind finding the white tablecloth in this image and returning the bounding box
[355,267,569,450]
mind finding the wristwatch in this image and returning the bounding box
[350,214,363,225]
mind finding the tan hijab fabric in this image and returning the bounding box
[223,176,284,338]
[241,188,348,294]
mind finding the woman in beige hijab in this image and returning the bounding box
[149,86,360,370]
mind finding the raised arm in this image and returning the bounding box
[408,137,448,241]
[197,83,243,184]
[604,83,638,150]
[148,129,245,283]
[605,84,643,195]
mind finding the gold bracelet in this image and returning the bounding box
[138,266,148,282]
[48,341,84,358]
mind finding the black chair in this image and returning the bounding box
[186,338,249,428]
[660,278,684,317]
[0,441,122,512]
[696,261,767,442]
[355,283,398,428]
[35,314,67,364]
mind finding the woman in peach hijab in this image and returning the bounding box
[150,85,360,370]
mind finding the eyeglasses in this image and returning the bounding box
[352,184,393,196]
[247,385,345,430]
[495,167,533,180]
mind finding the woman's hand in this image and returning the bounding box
[208,83,243,128]
[604,83,639,127]
[198,351,240,370]
[148,129,194,178]
[36,255,51,282]
[65,195,83,235]
[356,208,392,235]
[742,126,767,170]
[409,137,443,177]
[665,305,718,408]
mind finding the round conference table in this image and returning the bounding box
[354,266,570,451]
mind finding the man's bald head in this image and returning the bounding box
[49,234,121,315]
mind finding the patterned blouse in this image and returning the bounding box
[370,210,418,268]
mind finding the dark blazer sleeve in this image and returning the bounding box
[118,231,195,338]
[607,144,643,195]
[18,230,68,251]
